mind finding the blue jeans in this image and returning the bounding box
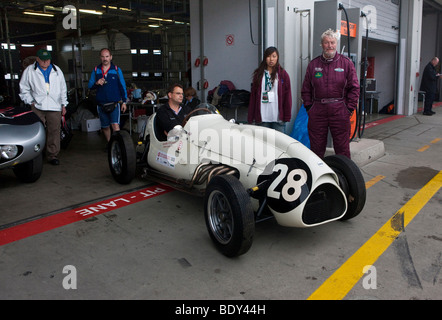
[259,121,287,134]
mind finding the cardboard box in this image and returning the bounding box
[82,118,101,132]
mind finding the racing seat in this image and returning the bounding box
[153,113,167,141]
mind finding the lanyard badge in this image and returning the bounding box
[262,71,272,103]
[101,66,110,84]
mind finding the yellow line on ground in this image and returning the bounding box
[365,175,385,189]
[307,170,442,300]
[418,145,430,152]
[431,138,441,144]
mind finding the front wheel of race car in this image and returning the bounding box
[204,175,255,257]
[324,155,366,221]
[108,130,136,184]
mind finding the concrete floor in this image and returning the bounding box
[0,105,441,302]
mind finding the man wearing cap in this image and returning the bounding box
[19,48,68,165]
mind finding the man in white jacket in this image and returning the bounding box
[19,49,68,165]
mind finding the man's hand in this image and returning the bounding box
[62,106,67,116]
[96,78,106,86]
[121,102,127,113]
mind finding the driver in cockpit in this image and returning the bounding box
[155,83,192,141]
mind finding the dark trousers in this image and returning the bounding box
[307,102,351,159]
[424,92,435,113]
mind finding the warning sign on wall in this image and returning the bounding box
[226,34,235,46]
[340,21,357,38]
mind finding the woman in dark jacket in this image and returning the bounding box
[247,47,292,133]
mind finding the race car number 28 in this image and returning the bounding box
[260,158,312,214]
[268,164,308,202]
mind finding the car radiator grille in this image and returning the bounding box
[302,183,346,225]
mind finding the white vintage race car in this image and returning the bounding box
[108,104,366,257]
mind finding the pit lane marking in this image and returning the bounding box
[308,170,442,300]
[0,184,174,246]
[418,138,440,152]
[365,175,385,189]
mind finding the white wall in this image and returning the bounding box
[342,0,400,44]
[190,0,260,100]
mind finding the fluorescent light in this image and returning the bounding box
[79,9,103,15]
[24,11,54,17]
[46,45,53,51]
[149,17,173,22]
[101,5,131,12]
[21,44,34,47]
[148,25,160,28]
[2,43,16,50]
[44,5,63,12]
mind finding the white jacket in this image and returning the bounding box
[19,62,68,111]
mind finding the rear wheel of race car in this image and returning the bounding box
[324,155,366,220]
[204,175,255,257]
[108,130,136,184]
[13,153,43,183]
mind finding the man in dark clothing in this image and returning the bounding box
[420,57,441,116]
[155,84,192,141]
[301,29,360,159]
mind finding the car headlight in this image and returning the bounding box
[1,145,19,159]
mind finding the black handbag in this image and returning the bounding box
[60,115,73,149]
[100,102,118,113]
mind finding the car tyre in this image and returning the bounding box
[12,152,43,183]
[108,130,136,184]
[204,175,255,257]
[324,154,366,220]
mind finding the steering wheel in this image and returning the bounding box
[182,108,212,126]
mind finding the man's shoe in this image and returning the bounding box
[49,158,60,165]
[431,111,436,114]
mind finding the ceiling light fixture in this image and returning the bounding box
[79,9,103,15]
[24,11,54,17]
[148,17,173,22]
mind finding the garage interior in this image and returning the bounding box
[0,0,191,108]
[1,1,442,301]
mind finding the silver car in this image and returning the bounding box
[0,102,46,182]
